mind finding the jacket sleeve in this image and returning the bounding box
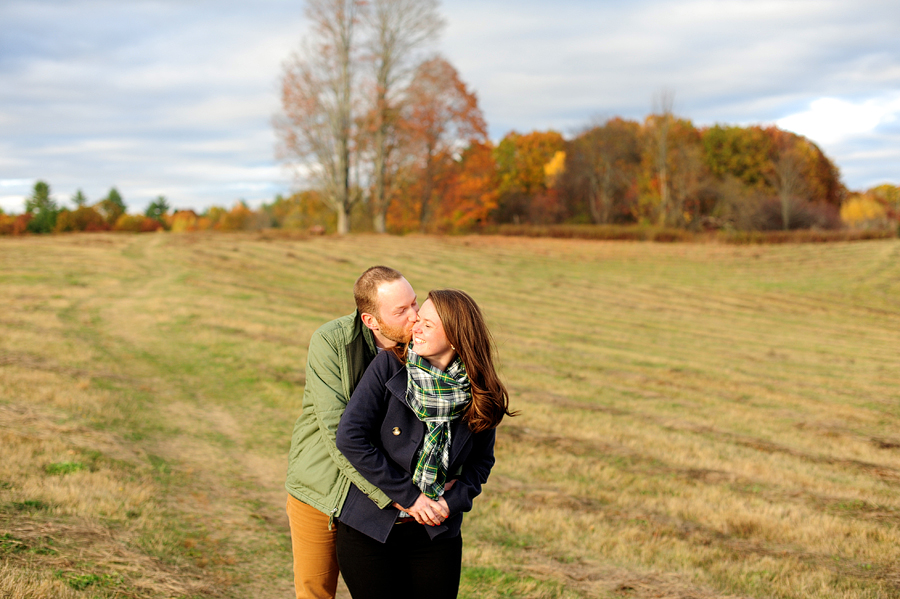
[306,330,392,509]
[336,355,422,509]
[443,428,496,516]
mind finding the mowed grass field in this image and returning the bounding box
[1,232,899,599]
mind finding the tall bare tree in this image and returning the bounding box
[278,0,364,234]
[769,146,808,230]
[668,142,709,227]
[568,118,641,224]
[364,0,443,233]
[650,89,674,225]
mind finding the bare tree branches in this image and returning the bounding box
[277,0,443,234]
[364,0,444,233]
[277,0,364,234]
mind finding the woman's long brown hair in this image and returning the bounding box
[424,289,515,433]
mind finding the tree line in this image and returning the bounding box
[3,0,898,237]
[274,0,898,235]
[0,184,171,235]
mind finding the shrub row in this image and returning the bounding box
[495,224,899,244]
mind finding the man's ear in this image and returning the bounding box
[360,312,379,332]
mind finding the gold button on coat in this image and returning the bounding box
[392,427,401,436]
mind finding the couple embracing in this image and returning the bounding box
[285,266,514,599]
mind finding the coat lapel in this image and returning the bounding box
[385,357,473,468]
[385,361,408,401]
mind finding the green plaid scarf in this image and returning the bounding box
[406,348,471,500]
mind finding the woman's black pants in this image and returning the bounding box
[335,520,462,599]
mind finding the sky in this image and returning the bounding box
[1,0,898,214]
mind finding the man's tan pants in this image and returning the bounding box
[286,494,338,599]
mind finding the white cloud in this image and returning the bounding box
[0,179,34,188]
[1,195,28,213]
[776,95,900,144]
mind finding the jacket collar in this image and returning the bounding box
[344,310,379,399]
[345,309,377,355]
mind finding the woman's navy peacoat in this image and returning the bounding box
[335,350,496,543]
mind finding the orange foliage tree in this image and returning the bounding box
[113,214,164,232]
[390,56,487,232]
[429,141,499,232]
[54,206,109,232]
[0,213,32,236]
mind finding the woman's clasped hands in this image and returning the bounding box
[392,479,456,526]
[393,494,448,526]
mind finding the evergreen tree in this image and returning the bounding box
[97,187,126,226]
[25,180,60,233]
[145,196,170,224]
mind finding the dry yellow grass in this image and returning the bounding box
[1,232,899,598]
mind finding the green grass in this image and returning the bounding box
[1,232,899,598]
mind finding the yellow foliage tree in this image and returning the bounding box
[543,151,566,187]
[841,194,887,228]
[168,210,213,232]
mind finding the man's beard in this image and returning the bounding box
[376,318,412,345]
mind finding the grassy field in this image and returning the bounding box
[1,232,899,599]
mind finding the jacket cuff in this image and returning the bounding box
[392,485,422,510]
[443,486,470,515]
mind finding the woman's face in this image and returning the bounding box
[412,299,456,369]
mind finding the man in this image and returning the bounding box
[285,266,418,599]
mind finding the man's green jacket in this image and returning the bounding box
[285,311,391,522]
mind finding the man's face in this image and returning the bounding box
[372,278,418,347]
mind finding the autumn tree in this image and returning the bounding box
[493,130,566,224]
[867,183,900,221]
[841,193,889,228]
[96,187,126,227]
[429,140,498,232]
[398,56,486,232]
[702,125,772,190]
[638,113,711,226]
[648,90,674,225]
[54,205,108,232]
[761,129,845,229]
[767,145,807,229]
[363,0,443,233]
[563,118,641,224]
[666,125,713,227]
[264,190,334,231]
[278,0,365,234]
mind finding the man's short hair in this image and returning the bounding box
[354,266,403,318]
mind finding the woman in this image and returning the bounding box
[335,289,513,599]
